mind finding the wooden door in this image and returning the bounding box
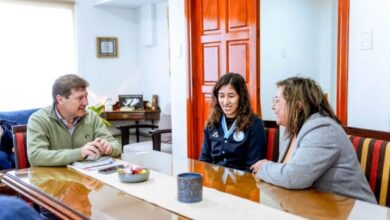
[187,0,260,159]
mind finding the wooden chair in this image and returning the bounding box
[151,128,172,151]
[344,126,390,141]
[11,125,37,210]
[119,114,172,154]
[12,125,30,169]
[116,124,158,151]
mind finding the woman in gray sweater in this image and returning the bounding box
[251,77,376,204]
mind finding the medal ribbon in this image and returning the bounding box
[221,115,237,139]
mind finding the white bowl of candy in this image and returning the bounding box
[117,164,150,183]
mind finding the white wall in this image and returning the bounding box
[169,0,390,158]
[75,0,138,104]
[75,0,390,158]
[348,0,390,131]
[260,0,337,120]
[75,0,171,115]
[0,1,75,111]
[168,0,188,157]
[135,2,171,113]
[259,0,390,131]
[316,0,338,108]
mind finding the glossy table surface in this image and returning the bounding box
[122,151,390,220]
[3,151,389,219]
[3,167,188,220]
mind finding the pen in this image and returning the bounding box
[84,160,114,170]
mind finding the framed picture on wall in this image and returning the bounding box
[96,37,118,58]
[119,95,143,111]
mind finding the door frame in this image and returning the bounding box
[336,0,349,125]
[185,0,350,158]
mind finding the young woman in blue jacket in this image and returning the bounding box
[199,73,267,172]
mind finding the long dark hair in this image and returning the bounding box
[206,73,252,131]
[277,77,340,139]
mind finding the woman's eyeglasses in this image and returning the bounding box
[272,96,281,104]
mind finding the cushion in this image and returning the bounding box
[159,114,172,144]
[123,141,172,154]
[14,131,30,169]
[0,108,39,124]
[349,135,390,207]
[265,127,279,162]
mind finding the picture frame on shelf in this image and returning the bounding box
[119,95,143,111]
[97,37,118,58]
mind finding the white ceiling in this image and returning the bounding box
[94,0,165,8]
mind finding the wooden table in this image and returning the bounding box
[2,151,389,219]
[101,109,160,123]
[122,151,390,220]
[2,167,186,220]
[102,109,161,144]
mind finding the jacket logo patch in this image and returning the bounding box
[212,131,219,138]
[233,131,244,141]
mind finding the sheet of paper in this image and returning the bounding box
[71,156,113,169]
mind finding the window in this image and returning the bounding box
[0,0,75,111]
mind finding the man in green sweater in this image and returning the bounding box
[27,74,121,166]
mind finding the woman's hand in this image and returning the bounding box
[250,159,269,174]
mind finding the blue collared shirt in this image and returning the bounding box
[55,107,80,135]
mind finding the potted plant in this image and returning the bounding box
[88,104,111,127]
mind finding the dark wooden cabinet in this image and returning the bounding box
[101,109,160,123]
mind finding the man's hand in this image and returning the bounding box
[81,142,101,159]
[92,138,113,156]
[250,159,269,174]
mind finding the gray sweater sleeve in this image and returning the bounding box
[257,121,340,189]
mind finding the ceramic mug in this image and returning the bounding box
[177,172,203,203]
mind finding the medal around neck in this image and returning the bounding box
[233,131,245,141]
